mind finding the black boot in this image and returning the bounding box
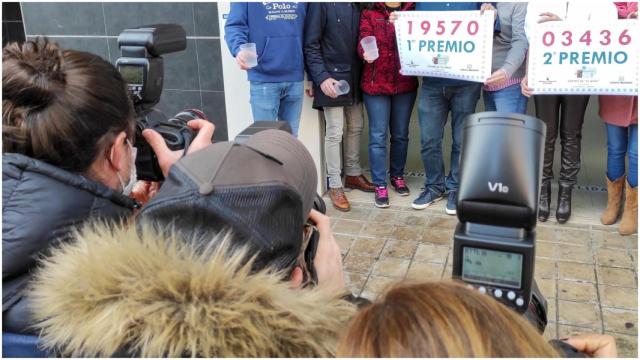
[556,184,573,224]
[538,180,551,222]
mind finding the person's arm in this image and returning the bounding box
[224,2,249,57]
[500,4,528,79]
[303,4,331,87]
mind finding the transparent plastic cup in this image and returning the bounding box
[239,43,258,68]
[334,80,350,95]
[360,36,379,61]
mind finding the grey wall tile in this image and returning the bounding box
[196,39,224,92]
[28,36,110,61]
[194,2,218,37]
[162,39,199,90]
[2,2,22,21]
[103,2,195,36]
[22,2,105,36]
[201,91,228,141]
[156,90,202,119]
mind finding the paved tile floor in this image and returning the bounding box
[325,175,638,358]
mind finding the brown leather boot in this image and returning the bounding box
[329,187,350,212]
[344,175,376,193]
[601,176,625,225]
[619,181,637,236]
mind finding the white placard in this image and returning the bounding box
[394,10,494,82]
[528,20,639,95]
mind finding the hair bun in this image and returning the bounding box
[2,38,66,110]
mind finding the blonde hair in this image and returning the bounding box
[338,281,559,357]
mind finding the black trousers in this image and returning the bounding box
[534,95,590,186]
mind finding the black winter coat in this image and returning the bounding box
[2,153,137,334]
[304,2,363,110]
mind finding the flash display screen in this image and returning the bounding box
[462,247,523,289]
[119,65,144,86]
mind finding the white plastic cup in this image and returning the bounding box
[239,43,258,68]
[334,80,350,95]
[360,36,379,61]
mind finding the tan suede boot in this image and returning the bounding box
[619,181,637,236]
[601,176,625,225]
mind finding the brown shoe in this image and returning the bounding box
[619,181,637,236]
[345,175,376,193]
[601,176,625,225]
[329,187,350,212]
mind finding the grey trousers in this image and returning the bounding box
[323,103,364,188]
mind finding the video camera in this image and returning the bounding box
[452,112,547,329]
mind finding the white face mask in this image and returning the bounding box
[116,140,138,196]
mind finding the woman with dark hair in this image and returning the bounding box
[2,38,213,355]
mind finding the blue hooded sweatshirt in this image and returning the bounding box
[224,2,307,83]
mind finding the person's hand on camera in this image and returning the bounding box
[305,80,314,97]
[485,69,508,86]
[320,78,339,99]
[130,180,160,206]
[309,209,345,292]
[235,51,251,71]
[142,119,215,177]
[521,75,534,98]
[564,334,617,358]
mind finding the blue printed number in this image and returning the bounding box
[543,52,552,65]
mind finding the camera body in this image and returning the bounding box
[452,112,546,314]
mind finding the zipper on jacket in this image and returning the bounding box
[371,62,376,84]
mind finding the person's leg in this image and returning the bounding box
[364,94,392,187]
[483,90,497,112]
[343,103,364,178]
[323,106,350,212]
[601,123,628,225]
[389,91,417,178]
[556,95,590,223]
[619,124,638,235]
[250,81,281,122]
[627,125,638,187]
[488,84,528,114]
[278,81,304,136]
[534,95,561,222]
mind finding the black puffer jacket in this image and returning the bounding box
[2,153,137,334]
[304,2,364,110]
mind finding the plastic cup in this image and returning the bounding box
[334,80,350,95]
[360,36,379,61]
[239,43,258,68]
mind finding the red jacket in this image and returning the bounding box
[358,2,418,96]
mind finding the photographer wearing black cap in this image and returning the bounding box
[1,38,213,355]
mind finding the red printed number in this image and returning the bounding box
[542,31,555,46]
[600,30,611,45]
[619,29,631,45]
[579,30,592,45]
[561,31,572,46]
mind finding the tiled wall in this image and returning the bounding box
[2,2,25,46]
[20,2,228,141]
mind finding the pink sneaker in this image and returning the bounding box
[375,186,390,208]
[390,176,410,196]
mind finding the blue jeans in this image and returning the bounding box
[249,81,304,136]
[418,82,481,193]
[483,83,528,114]
[364,91,417,186]
[606,123,638,187]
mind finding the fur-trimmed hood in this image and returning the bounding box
[28,223,356,357]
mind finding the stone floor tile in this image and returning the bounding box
[595,248,635,269]
[414,244,450,264]
[605,332,638,358]
[557,261,596,283]
[558,280,598,303]
[350,237,386,256]
[406,261,444,281]
[335,234,356,256]
[420,227,454,246]
[427,215,458,229]
[536,277,557,300]
[537,226,557,242]
[369,209,399,223]
[340,207,372,221]
[543,323,558,340]
[602,307,638,335]
[360,222,395,238]
[390,225,423,242]
[344,271,368,297]
[558,300,601,328]
[324,205,343,219]
[396,212,430,227]
[557,324,602,338]
[535,258,558,279]
[381,240,418,259]
[591,230,629,249]
[333,219,364,235]
[599,285,638,310]
[555,228,591,245]
[536,241,557,259]
[344,253,376,274]
[597,266,637,287]
[372,258,411,278]
[360,275,400,300]
[558,244,594,264]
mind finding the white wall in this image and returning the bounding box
[217,2,326,194]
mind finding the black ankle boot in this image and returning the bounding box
[556,184,573,224]
[538,181,551,222]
